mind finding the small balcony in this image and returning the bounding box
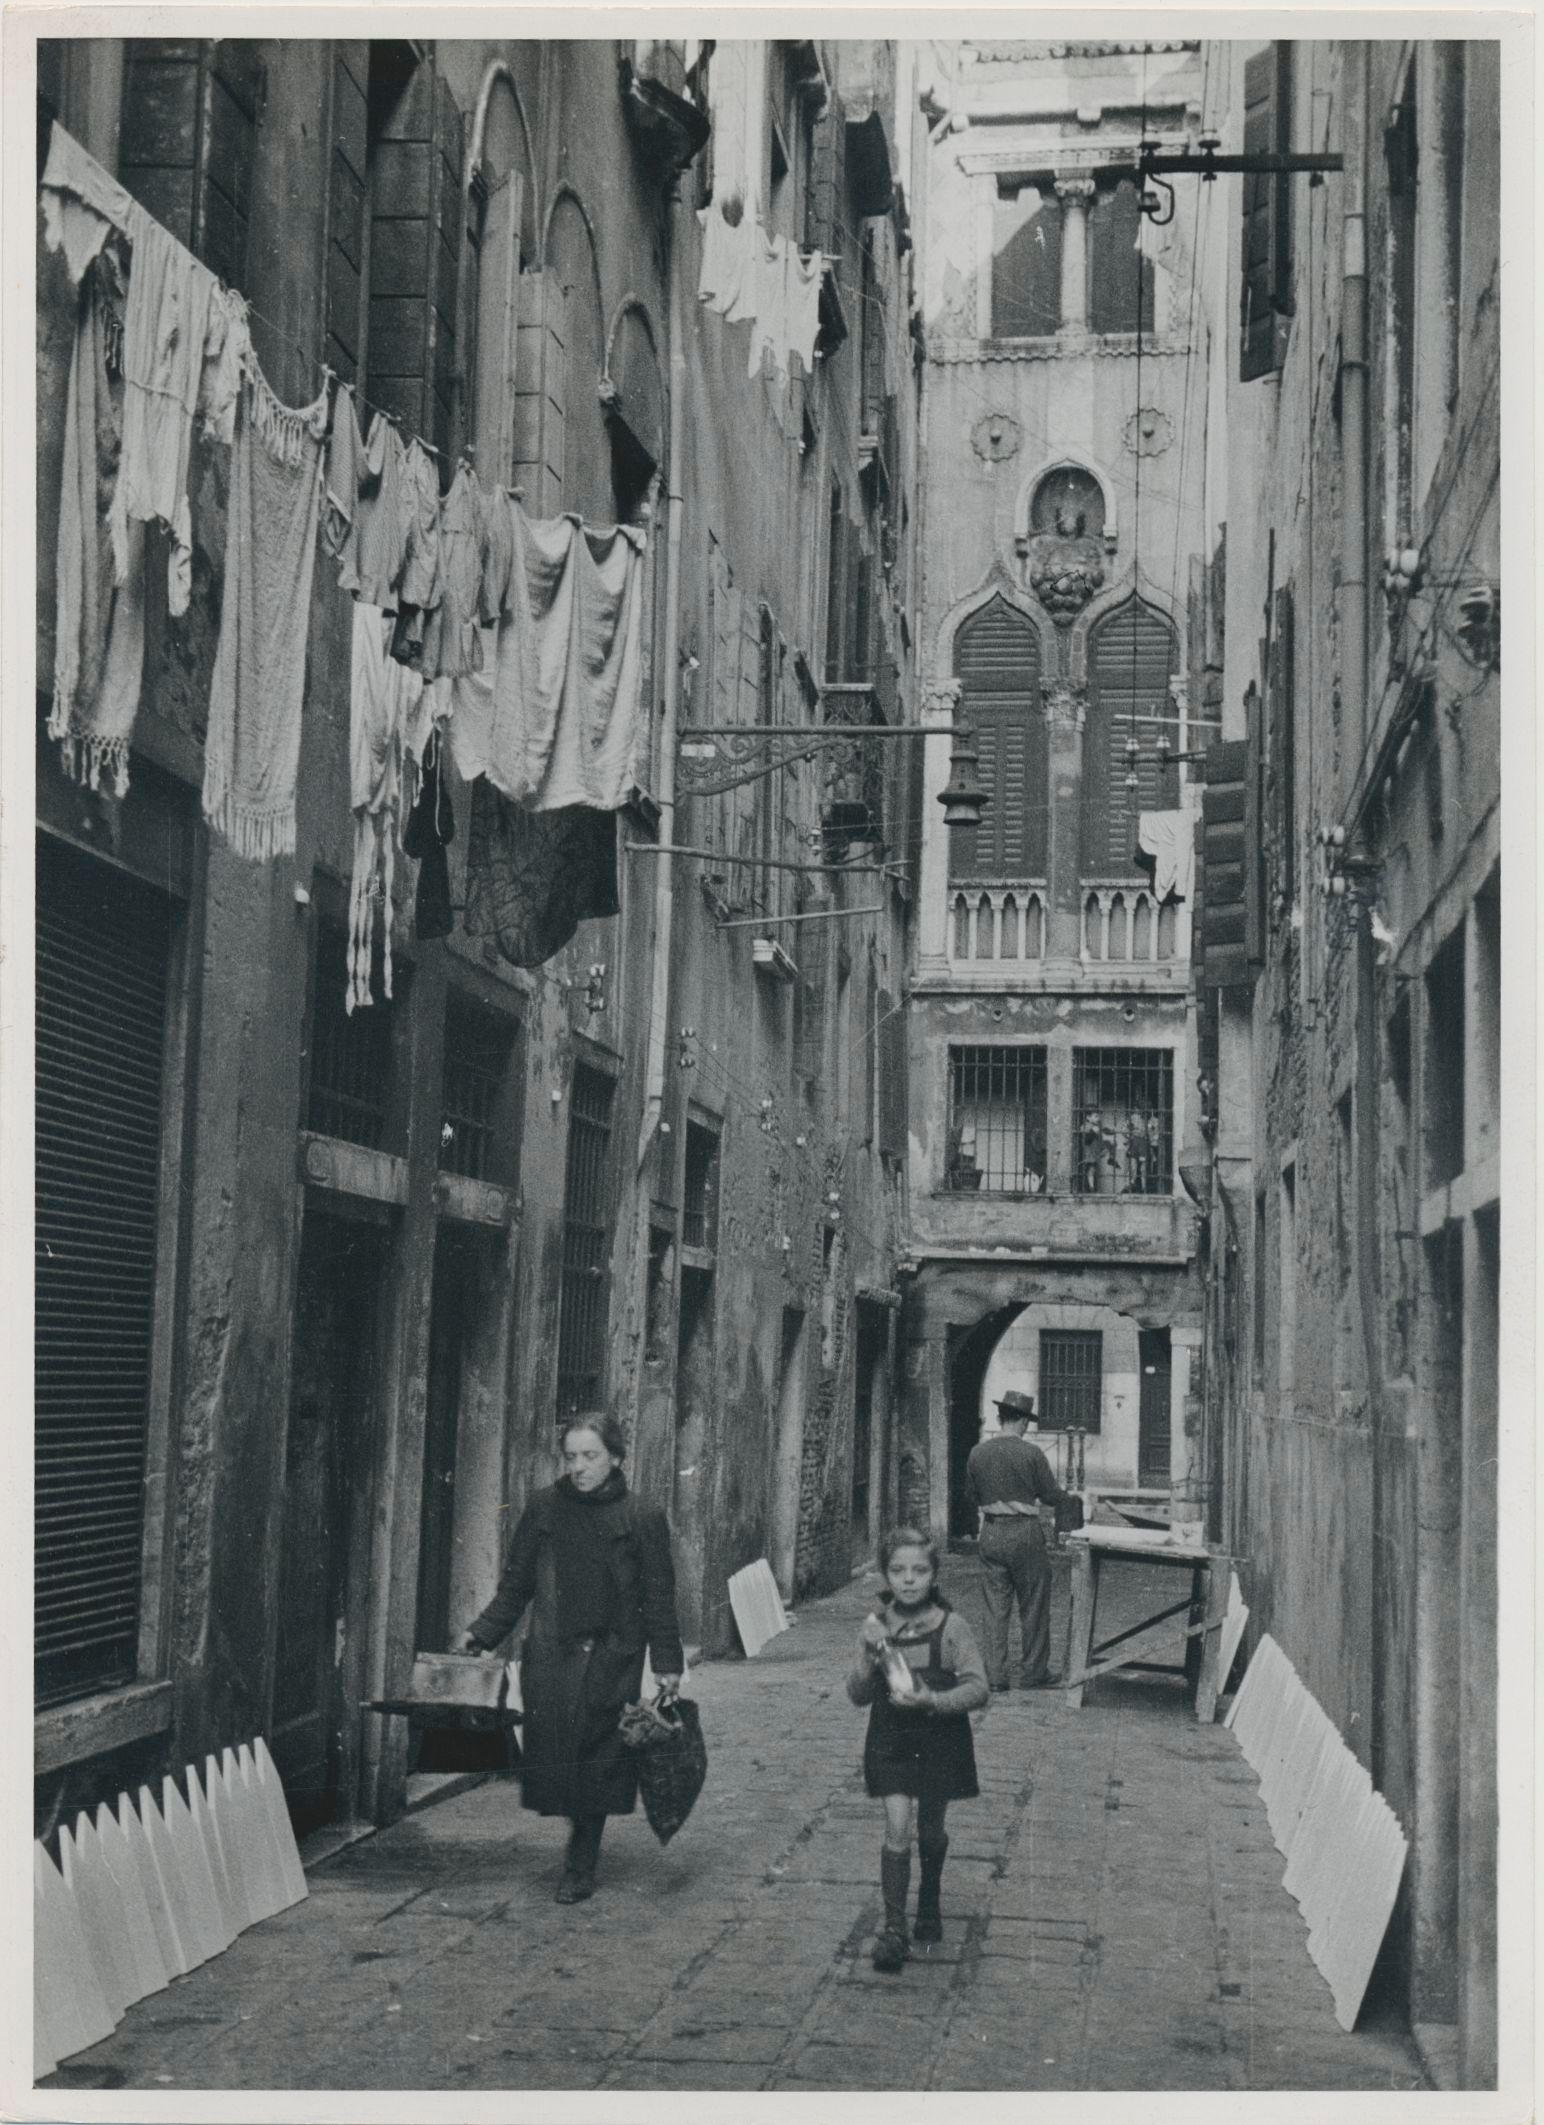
[1081,882,1184,966]
[949,883,1047,968]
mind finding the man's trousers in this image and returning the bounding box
[976,1516,1053,1686]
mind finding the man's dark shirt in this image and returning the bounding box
[966,1430,1068,1511]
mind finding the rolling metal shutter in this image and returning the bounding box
[36,835,172,1708]
[1081,598,1178,876]
[950,597,1046,880]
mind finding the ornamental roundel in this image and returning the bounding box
[970,412,1023,463]
[1123,407,1174,458]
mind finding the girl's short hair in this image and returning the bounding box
[878,1525,941,1579]
[561,1413,628,1463]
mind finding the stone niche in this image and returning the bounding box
[1018,463,1108,623]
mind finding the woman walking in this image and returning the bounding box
[848,1527,989,1971]
[462,1415,684,1903]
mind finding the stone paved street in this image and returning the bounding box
[44,1555,1427,2095]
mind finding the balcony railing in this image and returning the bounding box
[1082,883,1180,965]
[949,884,1047,966]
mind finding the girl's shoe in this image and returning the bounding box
[872,1925,909,1973]
[912,1904,942,1943]
[554,1871,594,1904]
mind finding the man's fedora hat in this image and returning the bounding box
[995,1389,1037,1421]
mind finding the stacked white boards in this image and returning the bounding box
[1226,1635,1408,2032]
[34,1738,306,2077]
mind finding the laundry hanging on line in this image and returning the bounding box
[39,121,652,978]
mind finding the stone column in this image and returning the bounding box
[1055,177,1097,336]
[1042,680,1087,971]
[917,677,963,973]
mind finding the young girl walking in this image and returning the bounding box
[848,1526,990,1971]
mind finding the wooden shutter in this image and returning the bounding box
[1198,738,1251,985]
[807,90,846,253]
[878,988,908,1161]
[1082,600,1177,876]
[36,835,173,1709]
[1239,44,1293,381]
[366,53,461,454]
[1271,586,1297,904]
[119,39,262,285]
[472,169,524,479]
[950,598,1046,881]
[327,45,369,382]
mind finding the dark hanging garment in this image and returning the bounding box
[402,727,454,941]
[463,777,620,969]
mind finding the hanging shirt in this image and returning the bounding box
[422,463,485,680]
[49,237,146,798]
[338,410,410,610]
[202,366,328,860]
[110,202,220,617]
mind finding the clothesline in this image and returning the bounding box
[41,120,657,1002]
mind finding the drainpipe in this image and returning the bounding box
[1339,43,1369,774]
[637,178,687,1175]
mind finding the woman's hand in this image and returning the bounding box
[654,1673,682,1705]
[458,1631,485,1656]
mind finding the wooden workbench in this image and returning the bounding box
[1063,1528,1233,1722]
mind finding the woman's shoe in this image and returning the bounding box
[555,1871,595,1904]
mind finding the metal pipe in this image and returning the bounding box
[636,179,688,1172]
[714,906,885,930]
[625,842,886,876]
[1339,43,1370,770]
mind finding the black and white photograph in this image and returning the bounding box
[7,11,1531,2115]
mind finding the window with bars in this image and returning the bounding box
[1038,1330,1103,1432]
[307,924,394,1149]
[36,835,174,1708]
[1072,1048,1174,1196]
[440,994,516,1183]
[682,1120,720,1252]
[947,1046,1048,1194]
[557,1065,616,1415]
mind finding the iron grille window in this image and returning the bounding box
[682,1120,720,1251]
[308,923,393,1149]
[1072,1048,1173,1196]
[440,995,514,1182]
[36,835,173,1708]
[947,1046,1048,1193]
[1039,1330,1103,1433]
[557,1065,616,1414]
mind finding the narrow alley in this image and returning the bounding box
[44,1558,1425,2096]
[25,26,1511,2106]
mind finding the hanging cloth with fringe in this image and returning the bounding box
[202,364,328,860]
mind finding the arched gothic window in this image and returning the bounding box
[1080,597,1179,877]
[949,599,1047,882]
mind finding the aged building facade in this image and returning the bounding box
[897,40,1219,1538]
[1193,39,1501,2090]
[34,37,919,1839]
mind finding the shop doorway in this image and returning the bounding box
[1137,1328,1172,1488]
[271,1203,388,1835]
[770,1307,807,1601]
[852,1303,888,1569]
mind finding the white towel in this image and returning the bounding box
[1137,809,1195,903]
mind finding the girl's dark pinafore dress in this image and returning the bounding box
[863,1604,980,1803]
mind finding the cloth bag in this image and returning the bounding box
[619,1691,708,1845]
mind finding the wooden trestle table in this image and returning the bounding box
[1062,1526,1233,1722]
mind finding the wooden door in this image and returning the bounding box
[1138,1328,1172,1489]
[415,1226,471,1656]
[271,1205,386,1834]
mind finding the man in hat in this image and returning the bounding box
[966,1389,1077,1690]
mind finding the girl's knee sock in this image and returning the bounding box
[880,1844,912,1939]
[915,1833,949,1938]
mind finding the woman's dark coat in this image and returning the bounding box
[467,1477,684,1818]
